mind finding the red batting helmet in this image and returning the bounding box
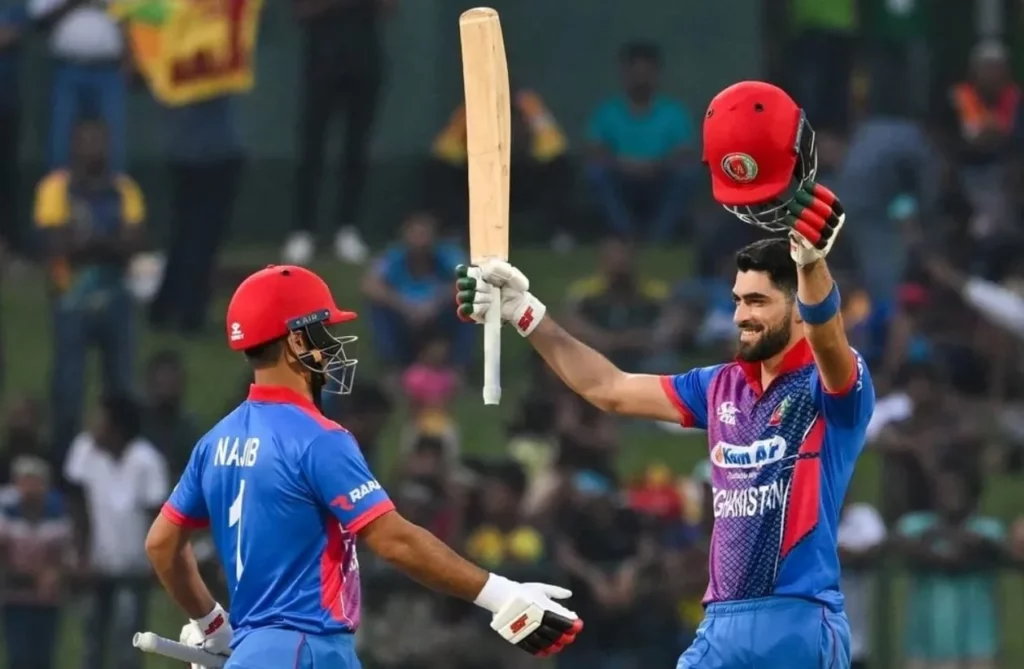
[226,265,359,394]
[702,81,818,231]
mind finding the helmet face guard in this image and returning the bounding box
[723,112,819,232]
[286,309,358,396]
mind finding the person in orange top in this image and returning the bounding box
[424,84,575,249]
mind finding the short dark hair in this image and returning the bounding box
[243,337,286,369]
[100,393,142,442]
[735,238,797,295]
[620,41,662,67]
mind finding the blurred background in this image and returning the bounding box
[2,0,1024,668]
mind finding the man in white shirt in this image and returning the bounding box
[63,393,168,669]
[837,501,887,669]
[27,0,126,170]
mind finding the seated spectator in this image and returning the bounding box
[63,394,167,669]
[942,41,1019,236]
[464,462,546,582]
[401,332,461,418]
[555,469,643,669]
[837,499,886,669]
[563,236,671,372]
[140,349,200,478]
[362,212,472,373]
[585,42,696,242]
[895,469,1005,669]
[35,119,144,462]
[0,456,71,669]
[0,396,47,490]
[427,83,573,246]
[28,0,127,170]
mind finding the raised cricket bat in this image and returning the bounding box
[460,7,511,406]
[133,632,228,667]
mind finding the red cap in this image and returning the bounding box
[702,81,803,206]
[225,265,356,351]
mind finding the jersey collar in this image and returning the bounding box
[736,338,813,396]
[247,384,319,412]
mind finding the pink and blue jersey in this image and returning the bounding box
[661,340,873,612]
[162,385,394,644]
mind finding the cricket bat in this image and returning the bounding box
[460,7,511,406]
[133,632,228,667]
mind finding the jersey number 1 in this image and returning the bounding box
[229,479,246,580]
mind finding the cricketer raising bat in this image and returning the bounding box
[460,6,511,406]
[133,631,228,668]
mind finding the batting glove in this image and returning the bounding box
[455,261,547,337]
[179,603,232,668]
[474,573,584,657]
[783,182,845,267]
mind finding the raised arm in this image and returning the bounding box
[456,263,711,424]
[796,258,855,393]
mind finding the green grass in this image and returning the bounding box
[3,245,1023,667]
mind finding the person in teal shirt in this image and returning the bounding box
[895,469,1005,669]
[585,42,696,242]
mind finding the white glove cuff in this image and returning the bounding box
[192,603,227,636]
[474,573,519,613]
[510,294,546,338]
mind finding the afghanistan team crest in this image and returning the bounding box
[721,153,758,183]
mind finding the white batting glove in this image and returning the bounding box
[783,182,845,267]
[474,573,583,657]
[179,603,233,668]
[455,261,547,337]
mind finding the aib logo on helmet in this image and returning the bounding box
[721,153,758,183]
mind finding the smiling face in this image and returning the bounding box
[732,269,799,363]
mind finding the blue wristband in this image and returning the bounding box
[798,282,841,325]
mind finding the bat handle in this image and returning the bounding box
[482,301,501,405]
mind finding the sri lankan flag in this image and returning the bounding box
[110,0,263,107]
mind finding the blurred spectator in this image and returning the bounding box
[505,397,560,518]
[426,85,574,247]
[34,119,143,461]
[0,397,47,488]
[862,0,932,119]
[585,42,696,242]
[140,350,200,477]
[563,236,673,372]
[149,94,244,334]
[784,0,856,132]
[895,469,1005,669]
[27,0,127,170]
[465,461,547,580]
[329,381,393,468]
[284,0,396,265]
[0,456,71,669]
[400,332,461,419]
[0,3,26,256]
[625,463,684,524]
[942,41,1019,244]
[62,394,168,669]
[555,470,643,669]
[361,212,472,373]
[837,500,886,669]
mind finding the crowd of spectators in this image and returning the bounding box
[0,1,1023,668]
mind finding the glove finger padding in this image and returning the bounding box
[491,598,584,657]
[782,182,844,249]
[454,265,492,324]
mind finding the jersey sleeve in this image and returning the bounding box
[300,430,395,534]
[659,365,723,429]
[161,444,210,529]
[809,348,875,430]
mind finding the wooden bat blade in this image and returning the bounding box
[459,7,511,264]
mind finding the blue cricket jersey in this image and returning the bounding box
[162,385,394,643]
[660,339,874,612]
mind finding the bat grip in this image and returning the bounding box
[482,303,501,405]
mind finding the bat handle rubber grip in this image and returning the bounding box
[482,304,501,405]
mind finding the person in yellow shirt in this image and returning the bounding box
[33,118,145,463]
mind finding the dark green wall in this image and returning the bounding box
[16,0,763,242]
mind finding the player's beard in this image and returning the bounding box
[735,318,792,363]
